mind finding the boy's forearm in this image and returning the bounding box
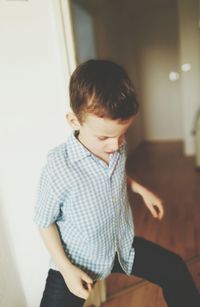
[127,175,145,194]
[38,223,72,274]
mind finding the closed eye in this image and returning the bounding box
[98,136,108,141]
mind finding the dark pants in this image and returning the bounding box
[40,237,200,307]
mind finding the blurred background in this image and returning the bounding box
[70,0,200,155]
[0,0,200,306]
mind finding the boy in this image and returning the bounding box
[34,60,200,307]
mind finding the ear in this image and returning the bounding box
[66,112,81,130]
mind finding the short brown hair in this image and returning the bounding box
[69,59,139,123]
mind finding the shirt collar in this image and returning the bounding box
[66,131,91,163]
[66,130,126,164]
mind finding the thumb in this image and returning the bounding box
[148,203,158,218]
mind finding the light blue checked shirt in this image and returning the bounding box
[34,131,135,280]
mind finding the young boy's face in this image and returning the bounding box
[68,113,135,161]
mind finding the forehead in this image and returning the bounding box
[83,114,135,136]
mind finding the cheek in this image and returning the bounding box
[92,138,105,149]
[96,140,108,149]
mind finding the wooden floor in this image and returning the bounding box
[101,141,200,307]
[128,141,200,259]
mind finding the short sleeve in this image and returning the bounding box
[33,165,62,228]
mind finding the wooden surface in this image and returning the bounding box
[128,141,200,260]
[101,141,200,307]
[101,256,200,307]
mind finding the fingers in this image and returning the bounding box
[152,202,164,220]
[141,188,165,220]
[79,272,93,299]
[148,203,158,218]
[87,283,93,291]
[63,266,94,300]
[68,284,88,300]
[156,199,164,219]
[146,198,164,220]
[158,202,164,219]
[79,286,90,300]
[81,272,93,285]
[73,281,91,299]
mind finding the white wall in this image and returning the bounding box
[0,1,72,306]
[133,6,182,141]
[178,0,200,155]
[0,197,26,307]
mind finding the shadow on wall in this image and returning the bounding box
[0,196,26,307]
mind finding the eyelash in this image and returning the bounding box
[98,136,125,141]
[98,137,108,141]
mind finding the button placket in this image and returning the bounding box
[109,175,120,253]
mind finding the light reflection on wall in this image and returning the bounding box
[169,71,180,81]
[181,63,191,72]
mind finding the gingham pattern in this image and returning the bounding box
[34,131,135,280]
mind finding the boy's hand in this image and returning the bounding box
[138,186,164,220]
[128,177,164,220]
[61,263,94,299]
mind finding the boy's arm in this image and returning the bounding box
[38,224,93,299]
[127,175,164,220]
